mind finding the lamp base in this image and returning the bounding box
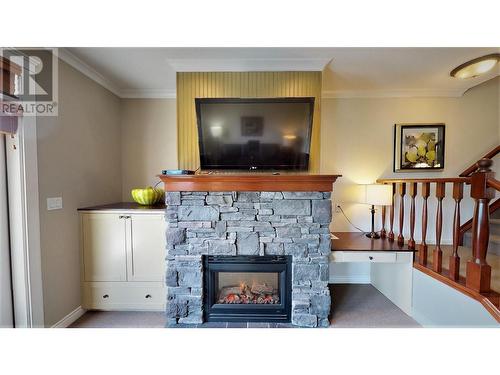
[366,232,380,239]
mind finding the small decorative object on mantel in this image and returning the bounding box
[394,123,445,172]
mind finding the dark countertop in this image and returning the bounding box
[78,202,166,212]
[331,232,417,252]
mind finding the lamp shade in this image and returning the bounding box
[364,184,393,206]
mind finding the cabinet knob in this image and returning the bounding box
[145,294,152,299]
[103,294,109,299]
[119,215,131,219]
[369,256,374,260]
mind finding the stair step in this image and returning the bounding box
[464,232,500,241]
[464,233,500,255]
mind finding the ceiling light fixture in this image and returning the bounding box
[450,53,500,79]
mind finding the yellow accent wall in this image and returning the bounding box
[177,71,322,172]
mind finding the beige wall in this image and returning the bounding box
[321,77,499,241]
[34,62,498,326]
[37,61,122,327]
[120,99,177,200]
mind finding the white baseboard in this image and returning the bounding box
[51,306,86,328]
[329,275,371,284]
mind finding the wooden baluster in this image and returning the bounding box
[380,205,387,239]
[397,183,406,247]
[388,183,395,242]
[418,182,430,265]
[408,182,417,250]
[466,159,495,292]
[433,182,446,273]
[449,182,463,281]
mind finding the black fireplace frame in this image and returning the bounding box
[203,255,292,323]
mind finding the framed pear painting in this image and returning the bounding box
[394,124,445,172]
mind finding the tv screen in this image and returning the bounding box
[195,98,314,171]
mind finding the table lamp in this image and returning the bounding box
[364,184,393,239]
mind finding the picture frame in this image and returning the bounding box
[394,123,445,172]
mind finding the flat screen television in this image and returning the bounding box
[195,97,314,171]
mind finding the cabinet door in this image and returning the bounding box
[82,213,127,282]
[127,214,166,282]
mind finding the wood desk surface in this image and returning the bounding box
[331,232,417,252]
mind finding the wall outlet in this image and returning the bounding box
[47,197,63,210]
[334,205,342,213]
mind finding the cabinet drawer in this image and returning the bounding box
[83,282,166,311]
[331,251,397,263]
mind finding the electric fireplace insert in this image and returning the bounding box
[204,255,292,322]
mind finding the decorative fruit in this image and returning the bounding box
[417,146,427,157]
[426,150,436,162]
[406,147,418,162]
[415,139,427,149]
[131,186,164,205]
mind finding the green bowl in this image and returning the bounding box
[131,187,164,205]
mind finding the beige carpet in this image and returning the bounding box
[329,284,420,328]
[69,284,420,328]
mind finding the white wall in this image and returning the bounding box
[120,99,177,200]
[412,269,498,327]
[321,77,500,243]
[36,61,122,327]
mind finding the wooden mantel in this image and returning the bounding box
[158,173,341,192]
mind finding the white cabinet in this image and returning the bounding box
[127,214,165,282]
[82,214,127,282]
[80,209,166,311]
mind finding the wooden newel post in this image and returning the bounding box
[466,159,495,293]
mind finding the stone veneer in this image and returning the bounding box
[165,191,332,327]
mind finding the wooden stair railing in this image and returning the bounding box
[458,145,500,243]
[378,158,499,310]
[459,145,500,177]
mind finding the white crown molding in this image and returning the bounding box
[167,57,331,72]
[58,48,122,97]
[322,88,466,99]
[57,49,492,100]
[120,88,176,99]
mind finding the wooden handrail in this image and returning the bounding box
[459,145,500,177]
[487,177,500,191]
[377,177,470,184]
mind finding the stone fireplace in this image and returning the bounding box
[162,174,339,328]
